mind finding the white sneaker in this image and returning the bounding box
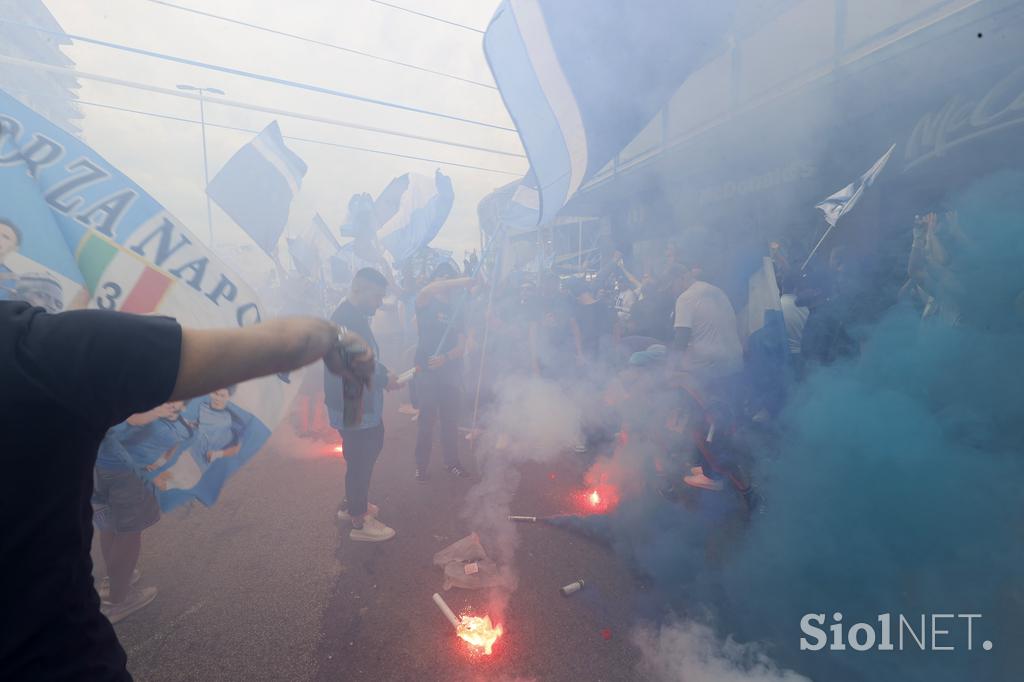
[684,472,724,492]
[349,516,396,542]
[96,569,141,600]
[337,503,379,521]
[101,586,158,624]
[690,466,703,476]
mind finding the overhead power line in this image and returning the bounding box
[0,54,525,160]
[141,0,496,90]
[365,0,486,34]
[0,18,512,132]
[69,97,522,176]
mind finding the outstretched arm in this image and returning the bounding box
[170,317,372,402]
[415,277,474,308]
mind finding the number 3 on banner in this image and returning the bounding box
[96,281,123,310]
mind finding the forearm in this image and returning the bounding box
[415,277,473,307]
[671,327,691,368]
[447,334,467,361]
[170,317,348,402]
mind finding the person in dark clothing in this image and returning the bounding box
[0,300,374,681]
[625,275,677,345]
[797,247,860,367]
[567,278,619,364]
[413,264,472,481]
[529,273,584,380]
[325,268,399,542]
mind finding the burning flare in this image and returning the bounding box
[432,592,503,655]
[588,489,601,506]
[456,614,504,655]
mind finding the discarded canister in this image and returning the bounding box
[560,579,585,596]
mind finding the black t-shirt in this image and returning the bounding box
[0,302,182,680]
[534,293,576,347]
[629,288,675,342]
[574,299,616,357]
[415,297,463,384]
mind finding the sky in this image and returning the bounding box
[36,0,526,261]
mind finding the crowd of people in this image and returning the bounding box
[1,190,971,680]
[323,202,960,536]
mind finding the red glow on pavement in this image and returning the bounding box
[456,614,504,655]
[574,483,619,514]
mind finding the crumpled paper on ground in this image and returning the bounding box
[432,533,506,591]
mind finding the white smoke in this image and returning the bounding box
[634,620,810,682]
[460,375,584,608]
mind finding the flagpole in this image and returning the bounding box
[801,219,837,271]
[177,83,225,245]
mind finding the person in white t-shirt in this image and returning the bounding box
[670,265,743,385]
[667,264,747,494]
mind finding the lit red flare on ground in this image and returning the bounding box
[432,593,503,656]
[574,483,619,514]
[456,614,504,655]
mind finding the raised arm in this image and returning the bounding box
[170,317,372,402]
[415,276,475,309]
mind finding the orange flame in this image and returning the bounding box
[457,614,503,655]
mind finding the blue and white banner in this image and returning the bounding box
[207,121,307,254]
[816,144,896,227]
[484,0,735,225]
[378,169,454,264]
[0,89,293,511]
[287,212,340,280]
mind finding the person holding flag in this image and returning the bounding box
[413,264,473,482]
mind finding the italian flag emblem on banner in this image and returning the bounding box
[76,232,175,314]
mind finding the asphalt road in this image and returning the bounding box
[99,394,647,682]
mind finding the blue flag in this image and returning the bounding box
[287,213,340,280]
[378,169,455,264]
[207,121,307,254]
[484,0,735,224]
[0,89,294,511]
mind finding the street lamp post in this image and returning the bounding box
[177,84,225,244]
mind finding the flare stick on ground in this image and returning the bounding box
[432,592,460,630]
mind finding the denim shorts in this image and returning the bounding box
[92,467,161,533]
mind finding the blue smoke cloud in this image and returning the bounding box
[556,171,1024,680]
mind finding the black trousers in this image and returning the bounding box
[339,424,385,517]
[414,379,461,471]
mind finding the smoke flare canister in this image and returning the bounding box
[508,515,537,522]
[396,367,418,386]
[432,592,460,629]
[560,579,585,596]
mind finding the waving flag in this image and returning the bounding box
[378,169,454,263]
[478,178,540,238]
[287,212,341,280]
[484,0,735,225]
[0,89,294,511]
[804,144,896,269]
[207,121,307,254]
[816,144,896,228]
